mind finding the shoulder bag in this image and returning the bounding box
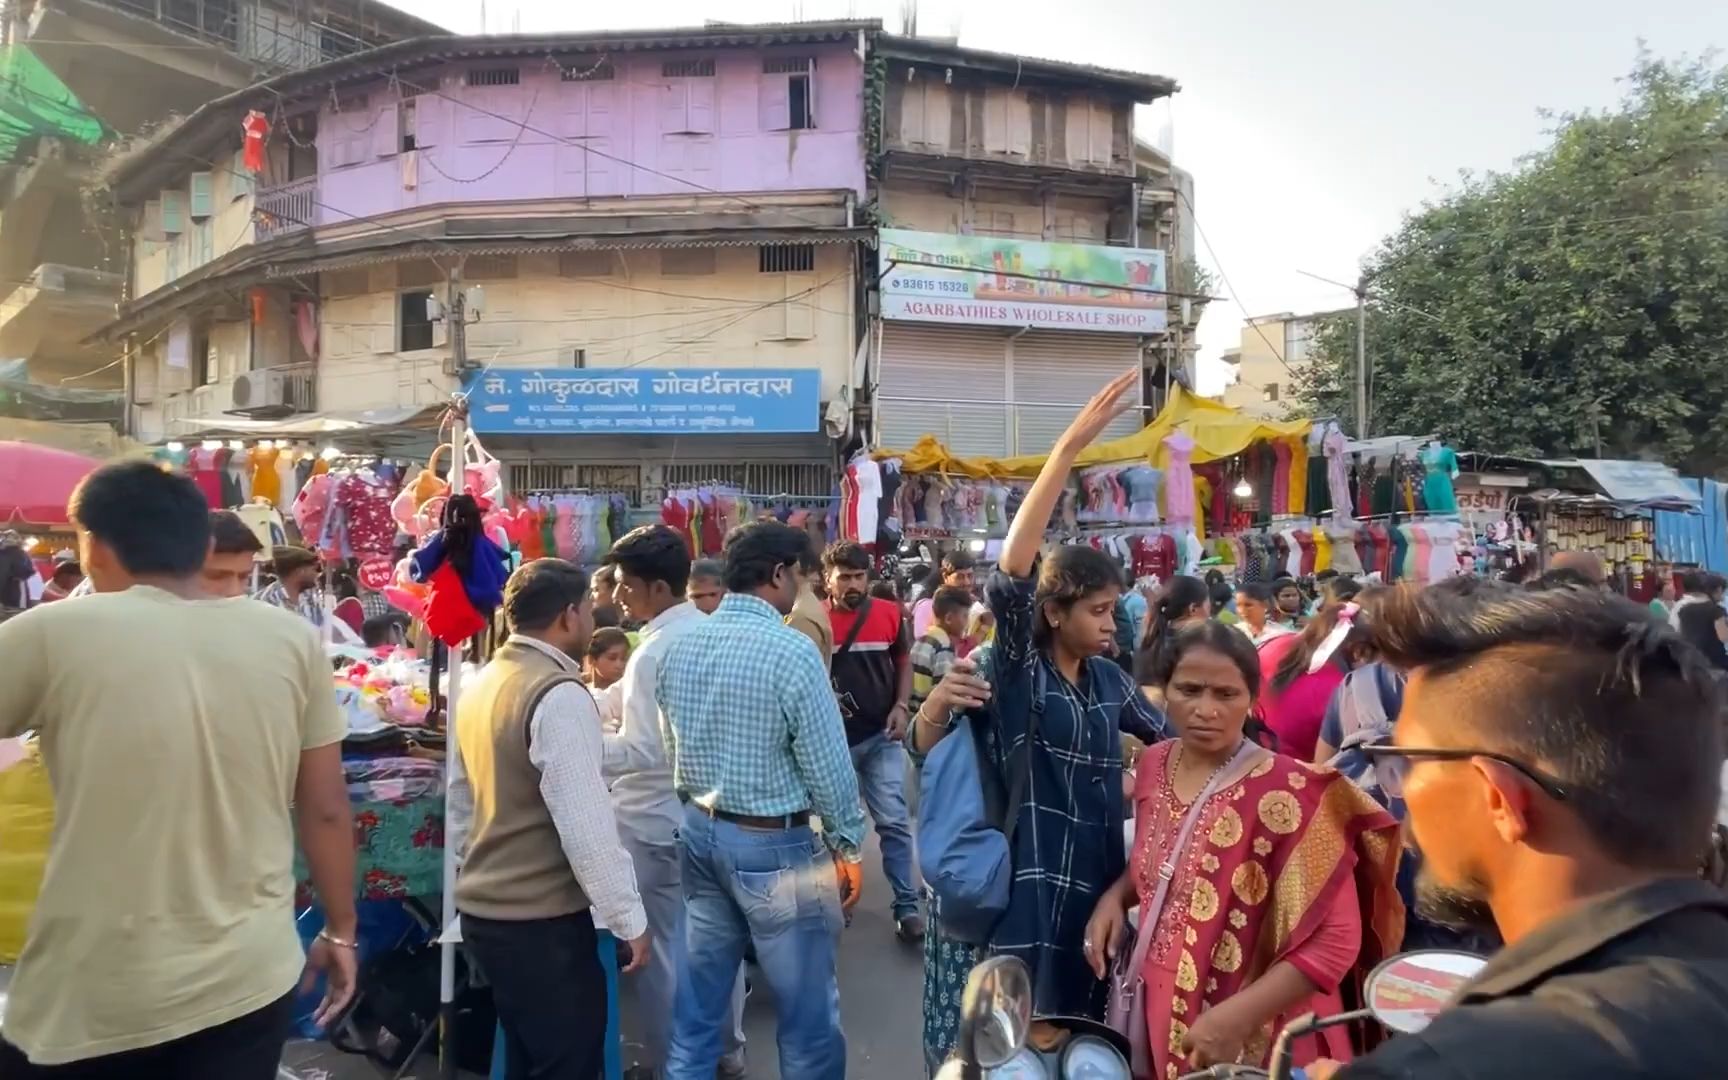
[1107,740,1262,1076]
[830,597,874,725]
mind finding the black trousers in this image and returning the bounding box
[0,991,294,1080]
[463,909,609,1080]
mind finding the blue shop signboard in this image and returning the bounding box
[463,368,822,435]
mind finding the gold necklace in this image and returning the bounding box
[1169,741,1242,815]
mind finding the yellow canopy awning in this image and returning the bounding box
[880,386,1311,477]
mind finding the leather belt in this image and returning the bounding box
[680,794,811,830]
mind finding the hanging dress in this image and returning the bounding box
[1420,443,1460,515]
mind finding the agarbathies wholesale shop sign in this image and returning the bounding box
[462,368,821,434]
[878,228,1168,333]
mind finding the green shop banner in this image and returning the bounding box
[878,228,1167,333]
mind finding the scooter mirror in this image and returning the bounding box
[957,955,1034,1069]
[1364,949,1488,1034]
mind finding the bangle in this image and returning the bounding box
[317,929,359,950]
[914,706,953,731]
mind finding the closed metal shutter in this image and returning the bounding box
[1010,331,1143,455]
[876,324,1009,456]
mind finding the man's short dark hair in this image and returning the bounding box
[723,523,808,593]
[68,461,210,577]
[271,545,319,577]
[50,561,82,584]
[940,549,976,578]
[796,537,822,575]
[1680,569,1710,595]
[1527,567,1598,592]
[604,525,691,596]
[689,558,724,583]
[821,541,872,574]
[503,558,590,633]
[1368,583,1723,870]
[931,585,973,621]
[209,510,264,556]
[361,612,407,648]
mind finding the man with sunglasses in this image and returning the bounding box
[1316,583,1728,1079]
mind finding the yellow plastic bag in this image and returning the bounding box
[0,738,53,963]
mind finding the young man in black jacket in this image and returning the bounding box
[1314,584,1728,1080]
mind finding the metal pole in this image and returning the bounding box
[1354,276,1369,438]
[438,402,466,1080]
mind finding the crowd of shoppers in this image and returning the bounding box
[7,376,1728,1080]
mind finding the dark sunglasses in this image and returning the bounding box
[1359,744,1570,802]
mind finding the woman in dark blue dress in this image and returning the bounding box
[909,371,1167,1072]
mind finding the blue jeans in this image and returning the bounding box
[851,732,920,919]
[666,805,846,1080]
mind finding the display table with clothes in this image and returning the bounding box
[293,754,445,901]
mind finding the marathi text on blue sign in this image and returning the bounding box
[462,368,822,435]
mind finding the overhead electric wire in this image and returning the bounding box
[1175,187,1300,380]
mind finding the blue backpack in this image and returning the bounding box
[915,654,1038,945]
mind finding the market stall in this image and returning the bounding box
[871,387,1320,585]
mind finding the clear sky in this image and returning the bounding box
[390,0,1728,393]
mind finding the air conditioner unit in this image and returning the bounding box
[231,369,289,414]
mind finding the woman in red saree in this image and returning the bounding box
[1086,621,1402,1079]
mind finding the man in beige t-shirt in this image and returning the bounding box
[785,541,833,665]
[0,462,357,1078]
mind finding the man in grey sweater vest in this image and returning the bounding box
[451,559,648,1080]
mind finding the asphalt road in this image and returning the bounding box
[281,831,927,1080]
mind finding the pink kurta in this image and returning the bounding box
[1256,635,1347,762]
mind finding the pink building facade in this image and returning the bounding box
[302,40,868,222]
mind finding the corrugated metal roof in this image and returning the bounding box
[876,34,1176,99]
[273,228,868,277]
[95,225,870,341]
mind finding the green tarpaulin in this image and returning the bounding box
[0,45,105,165]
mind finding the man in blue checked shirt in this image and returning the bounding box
[656,522,866,1080]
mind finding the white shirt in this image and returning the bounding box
[602,602,704,848]
[1671,594,1708,630]
[448,635,646,939]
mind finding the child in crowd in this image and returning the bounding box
[910,586,973,713]
[584,626,631,692]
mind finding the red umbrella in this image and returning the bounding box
[0,442,101,527]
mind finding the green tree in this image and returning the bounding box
[1293,52,1728,473]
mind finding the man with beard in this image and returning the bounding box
[823,541,922,942]
[1311,584,1728,1079]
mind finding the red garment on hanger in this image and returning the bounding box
[423,561,485,646]
[242,112,269,173]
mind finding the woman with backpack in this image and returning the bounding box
[907,371,1167,1073]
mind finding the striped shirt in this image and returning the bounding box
[255,582,325,627]
[655,592,866,856]
[910,626,958,713]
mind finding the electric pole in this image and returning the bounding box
[1297,267,1373,438]
[446,262,467,376]
[1354,274,1368,438]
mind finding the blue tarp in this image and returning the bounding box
[1653,478,1728,571]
